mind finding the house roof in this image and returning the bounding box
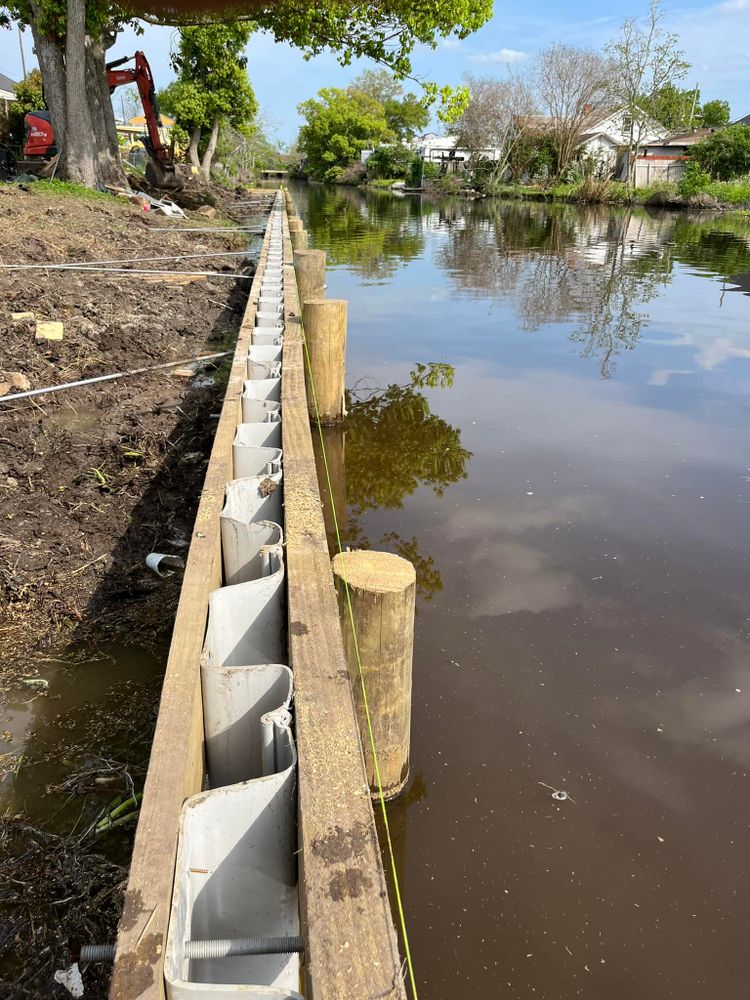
[648,128,716,147]
[734,114,750,126]
[0,71,17,94]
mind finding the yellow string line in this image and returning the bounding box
[295,263,419,1000]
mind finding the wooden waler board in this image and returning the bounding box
[109,193,405,1000]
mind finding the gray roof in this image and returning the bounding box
[734,114,750,126]
[0,71,18,94]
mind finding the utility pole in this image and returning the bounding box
[688,84,699,128]
[18,25,27,80]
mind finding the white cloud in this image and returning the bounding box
[440,37,462,50]
[469,47,529,65]
[717,0,749,11]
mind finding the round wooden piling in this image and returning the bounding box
[332,550,415,800]
[294,248,326,304]
[290,229,308,251]
[302,298,346,424]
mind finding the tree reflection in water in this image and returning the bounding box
[435,200,677,378]
[312,363,471,601]
[303,184,425,282]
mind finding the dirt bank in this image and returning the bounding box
[0,182,273,998]
[0,183,269,679]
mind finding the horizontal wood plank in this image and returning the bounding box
[282,211,406,1000]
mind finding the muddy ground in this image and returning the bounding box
[0,181,273,997]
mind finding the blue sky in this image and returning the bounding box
[1,0,748,145]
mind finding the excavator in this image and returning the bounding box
[18,51,180,188]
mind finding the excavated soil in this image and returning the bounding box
[0,183,269,677]
[0,182,273,998]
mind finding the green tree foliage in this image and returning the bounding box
[299,71,430,180]
[366,144,417,180]
[250,0,491,79]
[298,87,392,180]
[349,70,430,139]
[640,84,731,132]
[166,23,257,179]
[692,124,750,180]
[641,83,700,131]
[1,0,490,189]
[383,93,430,141]
[6,68,45,144]
[700,99,731,128]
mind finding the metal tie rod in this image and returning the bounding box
[80,935,304,963]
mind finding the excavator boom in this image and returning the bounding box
[21,50,180,189]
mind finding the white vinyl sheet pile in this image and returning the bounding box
[166,194,304,1000]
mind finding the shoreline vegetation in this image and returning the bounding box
[323,175,750,212]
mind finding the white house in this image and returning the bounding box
[0,71,17,122]
[410,132,504,169]
[577,107,668,177]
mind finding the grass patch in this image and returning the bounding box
[25,178,111,200]
[704,178,750,205]
[366,177,403,189]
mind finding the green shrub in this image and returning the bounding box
[692,124,750,181]
[678,161,712,197]
[366,144,416,180]
[323,165,346,184]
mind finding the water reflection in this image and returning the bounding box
[293,182,750,1000]
[302,186,750,378]
[303,184,425,282]
[313,363,472,601]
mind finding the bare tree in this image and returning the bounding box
[535,43,611,179]
[453,73,537,181]
[606,0,689,187]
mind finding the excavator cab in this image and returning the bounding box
[23,112,57,159]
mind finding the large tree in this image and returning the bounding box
[1,0,491,189]
[349,69,430,140]
[160,22,256,179]
[535,43,610,179]
[452,72,537,179]
[606,0,689,186]
[2,0,134,188]
[298,87,392,180]
[640,82,701,132]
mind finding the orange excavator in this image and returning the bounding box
[21,51,179,188]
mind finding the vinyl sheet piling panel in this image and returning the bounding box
[165,724,302,999]
[165,196,302,1000]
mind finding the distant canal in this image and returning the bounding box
[291,182,750,1000]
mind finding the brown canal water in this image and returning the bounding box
[292,183,750,1000]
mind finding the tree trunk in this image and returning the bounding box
[189,127,202,169]
[200,119,220,180]
[29,7,67,157]
[62,0,96,186]
[85,32,129,190]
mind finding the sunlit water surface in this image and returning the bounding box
[293,182,750,1000]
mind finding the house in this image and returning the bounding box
[410,132,503,171]
[115,112,176,165]
[733,114,750,126]
[0,71,17,125]
[577,106,668,177]
[635,128,718,186]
